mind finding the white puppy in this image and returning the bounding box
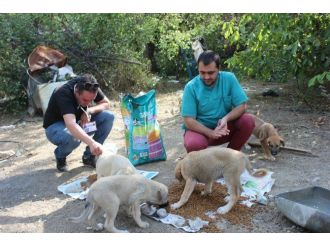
[81,153,137,190]
[96,152,137,179]
[69,174,168,233]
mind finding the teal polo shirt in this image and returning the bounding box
[181,71,248,129]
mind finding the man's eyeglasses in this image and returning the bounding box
[84,82,99,91]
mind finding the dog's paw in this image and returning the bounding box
[105,227,129,233]
[217,206,229,215]
[170,202,181,210]
[93,223,104,232]
[138,221,149,228]
[264,155,276,161]
[224,195,230,202]
[116,229,129,233]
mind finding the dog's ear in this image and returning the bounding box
[280,137,285,147]
[157,188,168,203]
[157,190,162,201]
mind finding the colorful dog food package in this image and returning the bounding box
[120,90,167,166]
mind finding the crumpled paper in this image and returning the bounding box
[217,169,275,207]
[141,203,208,233]
[153,214,208,233]
[57,176,89,200]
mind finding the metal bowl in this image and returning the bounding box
[275,186,330,232]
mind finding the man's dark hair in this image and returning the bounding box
[197,50,220,69]
[73,74,99,93]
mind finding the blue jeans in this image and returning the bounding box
[45,110,115,159]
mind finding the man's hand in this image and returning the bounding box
[80,110,91,126]
[209,118,230,139]
[89,141,103,156]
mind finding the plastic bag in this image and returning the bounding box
[120,90,167,166]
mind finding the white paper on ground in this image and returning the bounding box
[216,168,275,207]
[150,213,208,233]
[136,170,159,179]
[57,176,89,200]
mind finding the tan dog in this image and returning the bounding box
[70,174,168,233]
[252,115,285,161]
[96,152,137,178]
[171,147,266,214]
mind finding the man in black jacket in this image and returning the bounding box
[43,74,114,172]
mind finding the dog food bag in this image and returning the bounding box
[120,90,167,166]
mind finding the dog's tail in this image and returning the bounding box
[244,155,268,178]
[68,202,93,223]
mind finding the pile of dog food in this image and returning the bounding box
[167,181,264,232]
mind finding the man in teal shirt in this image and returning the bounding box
[181,50,254,152]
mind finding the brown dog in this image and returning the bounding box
[252,115,285,161]
[171,147,266,214]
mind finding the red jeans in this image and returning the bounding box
[184,113,255,153]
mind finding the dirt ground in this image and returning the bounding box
[0,80,329,233]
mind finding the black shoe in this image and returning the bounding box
[56,157,68,172]
[82,155,96,168]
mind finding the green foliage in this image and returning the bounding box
[0,13,155,111]
[224,14,330,85]
[308,71,330,87]
[0,13,329,113]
